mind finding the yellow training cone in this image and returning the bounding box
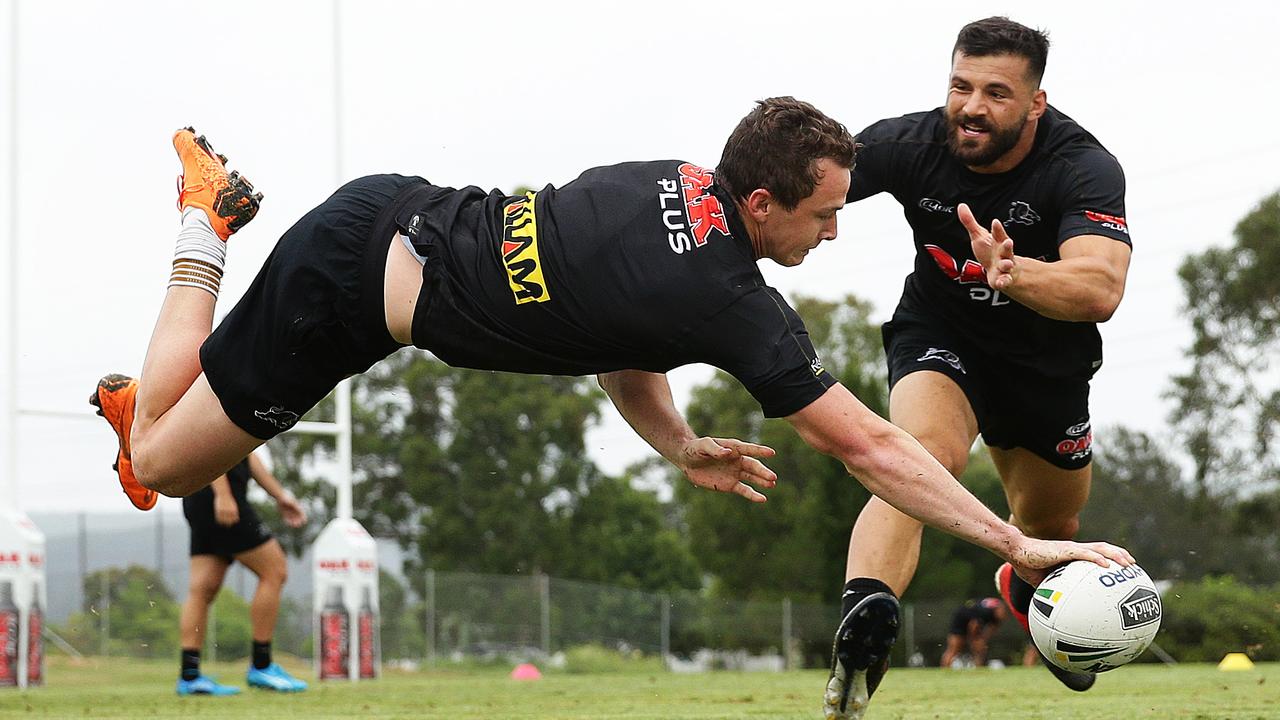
[1218,653,1255,671]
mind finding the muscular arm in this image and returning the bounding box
[245,451,288,502]
[597,369,778,502]
[211,474,238,526]
[246,451,307,527]
[961,203,1131,322]
[999,235,1130,321]
[597,370,697,462]
[210,474,233,499]
[787,383,1022,557]
[787,384,1133,580]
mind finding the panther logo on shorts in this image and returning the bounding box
[254,405,300,430]
[917,347,966,374]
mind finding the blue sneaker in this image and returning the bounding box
[176,674,241,696]
[247,662,308,692]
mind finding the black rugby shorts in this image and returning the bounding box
[182,488,273,558]
[200,174,426,439]
[882,311,1094,470]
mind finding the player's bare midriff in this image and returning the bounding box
[384,232,423,345]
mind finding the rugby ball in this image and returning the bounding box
[1027,560,1162,673]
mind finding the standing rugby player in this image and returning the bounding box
[825,17,1132,719]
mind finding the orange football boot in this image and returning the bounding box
[89,374,157,511]
[172,127,263,240]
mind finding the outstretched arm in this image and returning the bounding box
[960,203,1131,322]
[787,383,1133,584]
[246,452,307,528]
[597,370,778,503]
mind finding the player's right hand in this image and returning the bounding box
[1008,537,1135,586]
[214,493,240,526]
[676,436,777,503]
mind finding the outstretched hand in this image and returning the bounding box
[277,493,308,528]
[676,437,777,503]
[1008,537,1136,586]
[958,203,1017,290]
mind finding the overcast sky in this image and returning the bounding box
[3,1,1279,514]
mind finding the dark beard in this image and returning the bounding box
[946,111,1026,168]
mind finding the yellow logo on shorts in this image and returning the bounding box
[500,192,550,304]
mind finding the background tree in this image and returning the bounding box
[57,566,180,658]
[1168,190,1280,498]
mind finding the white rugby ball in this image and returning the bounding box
[1028,560,1162,673]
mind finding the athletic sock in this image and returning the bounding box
[252,640,272,670]
[841,577,896,619]
[180,648,201,681]
[169,207,226,297]
[1008,571,1035,615]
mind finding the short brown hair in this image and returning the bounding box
[954,17,1051,85]
[716,97,856,210]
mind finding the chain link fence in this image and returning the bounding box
[35,511,1036,670]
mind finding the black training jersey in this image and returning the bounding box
[848,106,1130,378]
[398,161,837,418]
[225,458,251,496]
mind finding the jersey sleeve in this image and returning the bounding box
[700,287,838,417]
[846,121,897,203]
[1056,150,1132,246]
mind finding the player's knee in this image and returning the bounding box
[131,452,182,497]
[132,441,204,498]
[255,557,288,587]
[919,441,969,478]
[189,578,223,603]
[270,563,289,587]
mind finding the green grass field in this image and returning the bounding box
[4,657,1277,719]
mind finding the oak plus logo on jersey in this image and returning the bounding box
[925,245,985,284]
[918,197,955,213]
[1085,210,1129,235]
[925,244,1015,307]
[658,163,730,254]
[501,192,551,304]
[1006,201,1041,226]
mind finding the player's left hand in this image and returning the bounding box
[1008,536,1136,586]
[277,493,308,528]
[676,437,777,503]
[958,203,1017,290]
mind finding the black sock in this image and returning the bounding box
[180,648,201,681]
[252,640,272,670]
[1009,571,1035,615]
[841,577,896,619]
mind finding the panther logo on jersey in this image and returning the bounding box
[1006,201,1041,226]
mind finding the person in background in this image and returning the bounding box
[940,598,1007,668]
[176,449,308,695]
